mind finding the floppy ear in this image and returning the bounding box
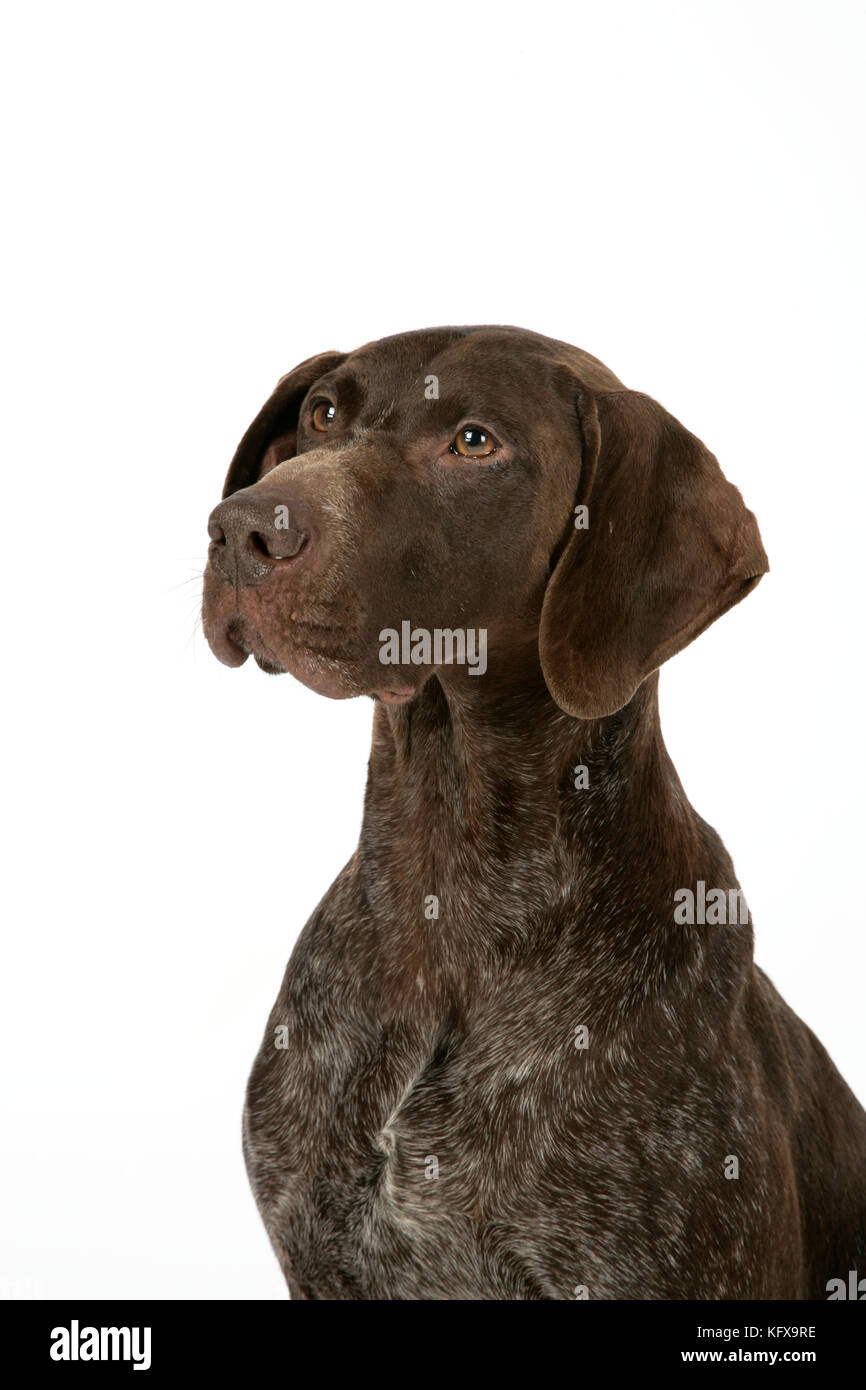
[222,350,346,498]
[539,387,769,719]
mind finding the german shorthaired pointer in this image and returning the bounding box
[202,326,866,1299]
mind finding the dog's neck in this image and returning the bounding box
[356,663,750,1016]
[370,663,663,828]
[367,665,677,856]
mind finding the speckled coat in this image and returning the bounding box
[203,327,866,1299]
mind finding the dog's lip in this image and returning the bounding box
[207,616,250,668]
[211,612,414,699]
[211,614,289,673]
[377,686,416,705]
[253,652,288,675]
[229,618,289,673]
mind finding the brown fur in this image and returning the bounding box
[202,326,866,1299]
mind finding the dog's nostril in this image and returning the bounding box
[249,528,308,562]
[206,497,313,583]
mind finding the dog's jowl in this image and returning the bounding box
[202,325,866,1300]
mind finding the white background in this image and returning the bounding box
[1,0,863,1299]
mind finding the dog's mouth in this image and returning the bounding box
[208,605,361,692]
[216,616,419,703]
[223,617,286,674]
[202,568,419,702]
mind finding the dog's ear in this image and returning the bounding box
[222,350,347,498]
[539,387,769,719]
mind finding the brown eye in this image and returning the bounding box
[450,425,496,458]
[311,400,336,431]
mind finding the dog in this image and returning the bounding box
[202,325,866,1299]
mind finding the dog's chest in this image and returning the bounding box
[244,989,548,1297]
[242,962,791,1300]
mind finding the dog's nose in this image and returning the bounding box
[207,493,315,586]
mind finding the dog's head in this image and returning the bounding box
[202,326,768,717]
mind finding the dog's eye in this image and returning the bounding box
[450,425,497,458]
[311,401,336,432]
